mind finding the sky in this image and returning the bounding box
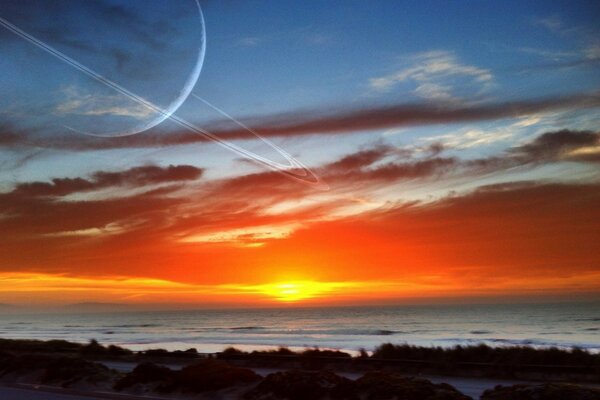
[0,0,599,307]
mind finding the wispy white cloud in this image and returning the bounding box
[42,222,123,238]
[517,47,577,61]
[531,15,600,63]
[583,44,600,60]
[234,28,334,48]
[304,32,334,46]
[55,85,155,119]
[534,15,564,32]
[369,50,494,101]
[421,116,545,149]
[423,128,514,149]
[236,36,262,47]
[178,223,302,247]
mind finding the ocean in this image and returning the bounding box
[1,302,598,354]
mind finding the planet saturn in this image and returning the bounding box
[0,0,325,188]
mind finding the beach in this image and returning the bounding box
[0,335,599,400]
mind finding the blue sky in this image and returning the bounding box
[198,1,600,111]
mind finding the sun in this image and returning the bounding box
[259,281,339,302]
[229,280,361,303]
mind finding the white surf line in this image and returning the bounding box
[0,16,327,189]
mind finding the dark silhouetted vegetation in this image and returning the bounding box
[1,337,599,396]
[220,342,599,367]
[114,362,174,391]
[245,370,472,400]
[482,383,600,400]
[174,359,260,392]
[0,338,133,358]
[0,352,116,387]
[0,338,82,354]
[355,371,472,400]
[220,346,351,359]
[115,359,260,393]
[140,347,199,359]
[244,369,356,400]
[302,348,352,358]
[371,343,600,367]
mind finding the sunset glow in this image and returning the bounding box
[250,281,357,302]
[2,271,600,307]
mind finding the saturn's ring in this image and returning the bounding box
[0,3,327,189]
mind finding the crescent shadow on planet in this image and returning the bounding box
[66,0,206,138]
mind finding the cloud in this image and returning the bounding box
[509,129,600,163]
[55,86,155,119]
[527,14,600,73]
[237,36,262,47]
[0,1,179,53]
[180,223,302,246]
[92,165,204,187]
[304,32,334,46]
[584,44,600,61]
[369,50,493,100]
[323,154,458,185]
[0,129,20,146]
[326,146,394,171]
[1,129,598,236]
[320,130,600,187]
[517,47,577,61]
[534,16,564,32]
[423,127,516,149]
[3,93,599,151]
[12,164,203,197]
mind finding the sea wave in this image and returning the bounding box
[223,328,399,336]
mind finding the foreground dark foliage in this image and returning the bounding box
[0,338,82,354]
[0,352,115,386]
[245,370,472,400]
[244,369,355,400]
[113,362,174,390]
[355,371,472,400]
[114,359,260,393]
[221,343,599,368]
[481,383,600,400]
